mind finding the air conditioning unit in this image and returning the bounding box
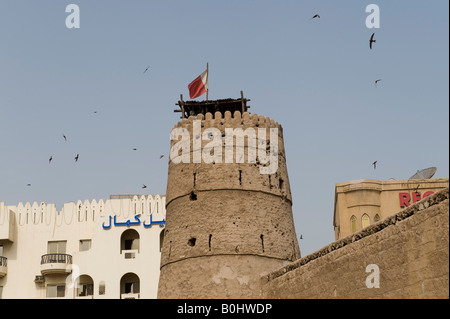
[34,275,45,283]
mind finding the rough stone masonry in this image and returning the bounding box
[260,188,449,299]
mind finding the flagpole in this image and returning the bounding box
[206,62,209,101]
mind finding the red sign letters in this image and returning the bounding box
[399,191,434,208]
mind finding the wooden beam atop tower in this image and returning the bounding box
[174,91,251,118]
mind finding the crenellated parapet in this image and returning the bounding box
[167,111,291,205]
[170,111,284,150]
[0,195,166,228]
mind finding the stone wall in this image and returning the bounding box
[261,188,449,299]
[158,111,300,298]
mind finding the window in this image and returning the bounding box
[124,239,133,250]
[374,214,380,223]
[75,275,94,297]
[79,240,91,252]
[47,284,65,298]
[47,241,66,254]
[160,230,165,252]
[121,229,140,259]
[99,281,106,295]
[125,282,140,294]
[350,215,357,233]
[77,284,93,297]
[120,273,140,299]
[362,214,370,229]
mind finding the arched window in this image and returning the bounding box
[120,272,140,299]
[75,275,94,298]
[350,215,357,233]
[362,214,370,229]
[120,229,140,259]
[374,214,380,223]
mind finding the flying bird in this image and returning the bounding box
[132,148,137,151]
[375,79,382,87]
[142,184,147,189]
[49,156,53,164]
[75,154,79,162]
[369,33,376,49]
[63,134,67,141]
[372,161,377,169]
[26,184,31,187]
[311,14,320,19]
[159,155,164,159]
[143,66,150,74]
[300,235,303,240]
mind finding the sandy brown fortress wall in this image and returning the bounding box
[158,111,300,298]
[261,188,449,299]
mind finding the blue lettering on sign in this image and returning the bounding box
[102,214,165,230]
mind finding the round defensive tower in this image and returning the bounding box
[157,97,300,298]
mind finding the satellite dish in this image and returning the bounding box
[409,167,437,180]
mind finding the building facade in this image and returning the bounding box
[0,194,166,299]
[333,178,449,240]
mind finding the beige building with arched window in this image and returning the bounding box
[0,194,165,299]
[333,178,449,240]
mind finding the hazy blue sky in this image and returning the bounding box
[0,1,448,256]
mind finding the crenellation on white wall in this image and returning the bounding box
[2,194,166,228]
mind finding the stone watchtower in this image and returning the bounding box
[157,94,300,298]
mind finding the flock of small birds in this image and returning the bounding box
[47,134,79,164]
[30,14,383,208]
[310,13,381,174]
[311,14,381,88]
[29,112,165,188]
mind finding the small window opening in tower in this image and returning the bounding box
[188,237,196,247]
[279,178,284,191]
[208,234,212,251]
[189,191,197,201]
[239,170,242,186]
[260,234,265,253]
[193,173,196,188]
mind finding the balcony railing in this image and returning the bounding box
[121,293,140,299]
[122,249,138,259]
[40,253,72,276]
[0,256,7,277]
[41,253,72,265]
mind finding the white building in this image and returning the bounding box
[0,194,166,299]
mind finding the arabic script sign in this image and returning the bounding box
[102,214,165,230]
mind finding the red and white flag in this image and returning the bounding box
[188,68,208,99]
